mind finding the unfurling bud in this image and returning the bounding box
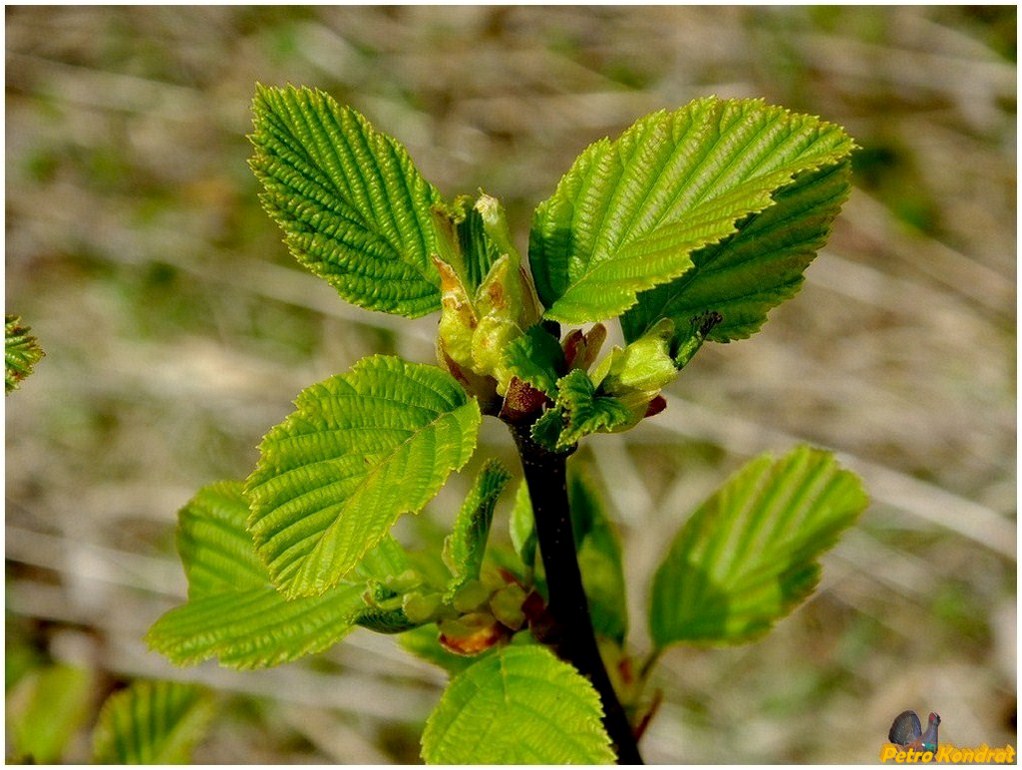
[438,611,510,656]
[590,318,678,428]
[433,194,542,409]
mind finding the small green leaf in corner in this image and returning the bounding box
[6,315,44,394]
[421,645,616,764]
[92,680,216,764]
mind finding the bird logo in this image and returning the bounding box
[888,710,941,753]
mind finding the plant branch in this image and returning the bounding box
[510,424,644,765]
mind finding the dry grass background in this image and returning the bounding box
[5,6,1016,764]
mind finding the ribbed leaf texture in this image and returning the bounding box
[443,460,511,591]
[533,369,633,450]
[5,314,44,394]
[529,97,855,324]
[177,481,266,599]
[250,85,444,317]
[246,356,481,597]
[421,646,616,764]
[621,160,853,346]
[569,470,629,644]
[649,445,868,648]
[146,482,393,669]
[92,681,216,764]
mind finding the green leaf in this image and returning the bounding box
[443,460,512,591]
[148,584,367,668]
[5,314,44,394]
[508,481,537,572]
[569,470,628,644]
[503,324,565,396]
[353,583,418,634]
[250,85,444,317]
[177,481,267,599]
[434,195,507,293]
[529,97,855,324]
[622,160,853,347]
[246,356,481,598]
[147,482,393,669]
[92,681,216,764]
[421,646,616,764]
[548,369,634,449]
[5,664,92,763]
[649,445,868,648]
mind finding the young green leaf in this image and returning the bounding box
[92,681,216,764]
[421,645,616,764]
[432,195,505,294]
[443,460,512,591]
[147,482,406,669]
[508,480,538,571]
[569,470,629,644]
[649,445,868,648]
[502,324,565,396]
[250,85,444,317]
[542,369,635,450]
[621,160,853,347]
[147,585,367,668]
[529,97,855,324]
[5,314,44,394]
[246,356,481,598]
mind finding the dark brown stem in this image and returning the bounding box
[510,424,644,765]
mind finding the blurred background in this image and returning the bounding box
[5,6,1016,763]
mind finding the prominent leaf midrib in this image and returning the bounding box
[446,656,608,762]
[556,109,841,308]
[726,456,811,572]
[589,114,671,267]
[326,103,433,287]
[288,93,379,239]
[330,106,403,258]
[151,585,362,660]
[601,104,779,265]
[253,406,463,557]
[257,428,413,479]
[650,104,772,233]
[564,120,678,297]
[622,161,849,340]
[158,591,272,638]
[304,419,444,566]
[258,105,376,238]
[258,144,372,236]
[272,412,471,590]
[253,87,445,316]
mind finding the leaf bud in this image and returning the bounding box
[589,318,679,425]
[438,611,509,656]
